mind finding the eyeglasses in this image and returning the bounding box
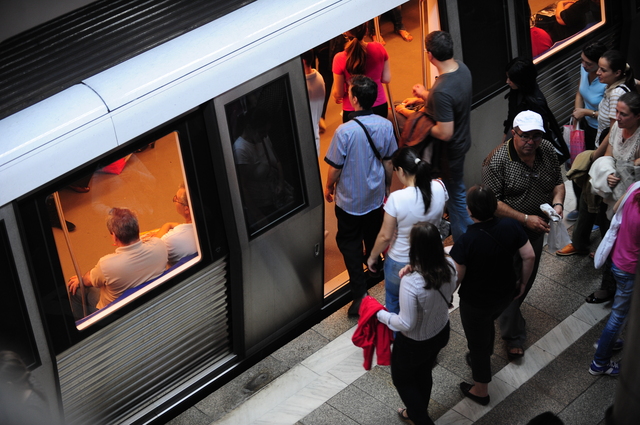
[514,129,543,143]
[172,195,187,206]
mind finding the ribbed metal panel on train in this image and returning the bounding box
[56,257,230,425]
[0,0,255,120]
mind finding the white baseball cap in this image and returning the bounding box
[513,110,544,132]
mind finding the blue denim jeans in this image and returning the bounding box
[594,262,635,365]
[384,256,406,315]
[443,156,473,242]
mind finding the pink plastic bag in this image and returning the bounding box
[567,120,585,164]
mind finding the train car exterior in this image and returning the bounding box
[0,0,637,424]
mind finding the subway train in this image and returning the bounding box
[0,0,637,423]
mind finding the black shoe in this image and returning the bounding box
[347,294,366,317]
[52,219,76,232]
[585,291,613,304]
[460,382,490,406]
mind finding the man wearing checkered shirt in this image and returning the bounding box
[482,110,565,361]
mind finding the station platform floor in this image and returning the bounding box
[166,182,622,425]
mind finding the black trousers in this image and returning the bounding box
[460,296,512,383]
[498,233,544,348]
[391,323,450,425]
[335,205,383,299]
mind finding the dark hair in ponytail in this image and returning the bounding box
[582,41,606,64]
[345,24,368,75]
[601,50,636,92]
[409,222,454,290]
[392,147,433,214]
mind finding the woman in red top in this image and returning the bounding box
[331,23,391,123]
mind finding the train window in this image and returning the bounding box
[530,0,605,61]
[226,76,306,236]
[48,132,201,330]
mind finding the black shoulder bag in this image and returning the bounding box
[352,118,382,160]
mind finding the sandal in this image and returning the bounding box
[397,408,412,423]
[396,29,413,42]
[507,347,524,361]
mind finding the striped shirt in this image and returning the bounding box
[596,83,629,144]
[325,112,397,215]
[377,257,456,341]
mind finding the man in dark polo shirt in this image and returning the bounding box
[482,110,565,360]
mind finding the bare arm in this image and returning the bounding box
[332,73,345,104]
[453,260,466,291]
[552,182,566,218]
[367,213,397,271]
[572,90,595,121]
[412,84,429,102]
[574,88,583,110]
[325,165,342,203]
[495,201,550,234]
[613,195,624,213]
[381,60,391,84]
[155,222,180,238]
[514,240,535,299]
[68,270,92,295]
[602,140,622,188]
[591,132,610,161]
[382,158,393,197]
[431,121,454,142]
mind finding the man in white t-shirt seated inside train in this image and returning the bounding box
[155,183,197,265]
[68,207,167,319]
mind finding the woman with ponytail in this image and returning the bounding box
[367,147,448,314]
[331,23,391,123]
[594,50,637,144]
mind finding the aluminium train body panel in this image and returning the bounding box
[0,85,116,206]
[86,0,406,146]
[0,1,402,424]
[0,0,405,210]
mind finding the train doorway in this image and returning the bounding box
[318,0,439,297]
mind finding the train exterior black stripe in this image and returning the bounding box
[0,0,256,120]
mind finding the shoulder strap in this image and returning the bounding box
[436,287,454,309]
[352,118,381,161]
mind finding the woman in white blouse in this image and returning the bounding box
[377,222,456,425]
[367,147,448,315]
